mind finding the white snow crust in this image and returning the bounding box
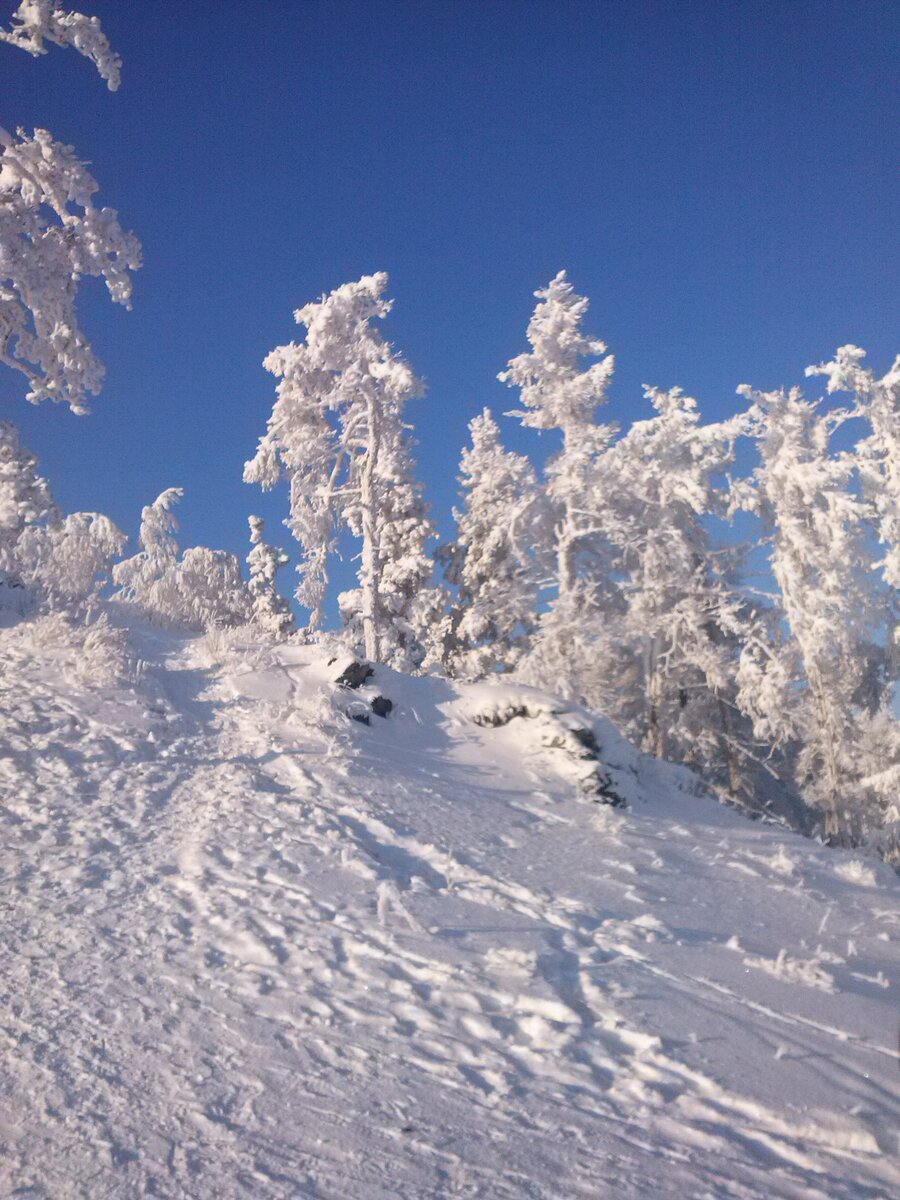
[1,613,898,1198]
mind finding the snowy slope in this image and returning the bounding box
[1,614,898,1200]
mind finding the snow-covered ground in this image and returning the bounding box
[1,614,898,1199]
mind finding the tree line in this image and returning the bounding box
[1,4,896,857]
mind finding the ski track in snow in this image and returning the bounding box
[1,621,898,1199]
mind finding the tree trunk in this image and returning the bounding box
[644,634,663,758]
[556,519,576,603]
[807,663,846,843]
[717,696,742,797]
[359,393,380,662]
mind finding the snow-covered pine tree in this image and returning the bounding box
[736,380,891,843]
[244,272,436,665]
[0,3,140,411]
[499,270,619,700]
[247,515,294,638]
[440,408,544,679]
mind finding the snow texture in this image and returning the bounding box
[1,613,897,1199]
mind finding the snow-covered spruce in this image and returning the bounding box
[499,269,619,707]
[439,408,544,679]
[247,515,294,638]
[244,272,440,668]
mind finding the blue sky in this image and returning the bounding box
[3,0,898,613]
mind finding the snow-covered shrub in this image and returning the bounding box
[114,489,252,630]
[27,608,135,685]
[70,611,135,685]
[27,608,71,648]
[833,858,878,887]
[16,511,126,607]
[177,545,252,629]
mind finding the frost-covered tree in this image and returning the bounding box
[500,270,616,603]
[0,418,56,569]
[245,272,436,665]
[1,2,140,411]
[0,420,124,610]
[112,487,183,618]
[338,412,443,669]
[807,346,899,587]
[592,387,749,773]
[177,546,252,630]
[440,408,544,678]
[736,381,891,842]
[807,345,899,686]
[499,270,619,699]
[17,510,125,606]
[113,489,250,630]
[247,515,294,638]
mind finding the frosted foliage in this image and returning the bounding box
[589,387,749,770]
[737,382,892,841]
[245,273,435,665]
[499,270,614,435]
[177,546,252,630]
[501,270,617,614]
[114,489,251,630]
[247,515,294,638]
[0,420,123,609]
[112,488,183,617]
[0,1,121,88]
[0,127,141,411]
[443,409,543,678]
[502,272,624,713]
[0,419,55,559]
[807,345,900,592]
[17,510,125,605]
[339,415,441,670]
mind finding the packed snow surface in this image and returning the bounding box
[1,615,898,1199]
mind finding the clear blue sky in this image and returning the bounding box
[3,0,898,612]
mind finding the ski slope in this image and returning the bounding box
[1,614,898,1199]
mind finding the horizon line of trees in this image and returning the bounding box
[1,4,897,859]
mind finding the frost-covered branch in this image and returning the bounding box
[0,128,141,411]
[0,1,121,88]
